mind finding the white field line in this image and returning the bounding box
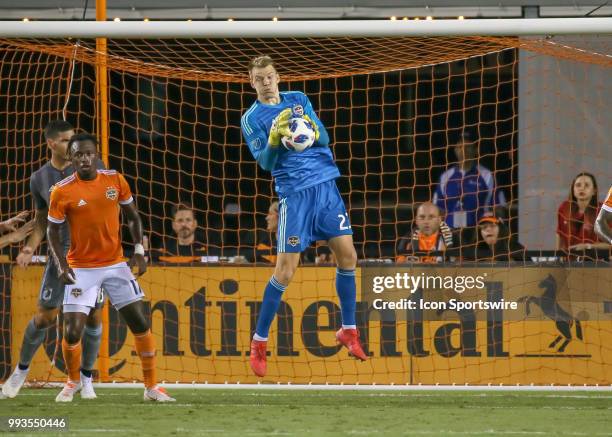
[5,382,612,392]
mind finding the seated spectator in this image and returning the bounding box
[557,172,611,252]
[396,202,454,263]
[433,129,506,244]
[153,203,207,261]
[467,214,525,262]
[0,211,33,250]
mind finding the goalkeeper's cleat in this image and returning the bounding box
[2,366,29,398]
[144,386,175,402]
[80,372,97,399]
[336,328,368,361]
[55,380,80,403]
[249,339,268,377]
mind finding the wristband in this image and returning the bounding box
[134,243,145,256]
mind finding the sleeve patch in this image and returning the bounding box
[250,137,263,150]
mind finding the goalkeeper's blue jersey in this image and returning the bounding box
[241,91,340,197]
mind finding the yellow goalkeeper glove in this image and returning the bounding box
[303,114,320,141]
[268,108,293,147]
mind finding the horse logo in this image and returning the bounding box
[518,274,583,353]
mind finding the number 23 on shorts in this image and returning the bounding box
[338,213,351,230]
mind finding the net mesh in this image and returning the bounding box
[0,34,610,384]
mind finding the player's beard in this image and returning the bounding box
[179,228,193,239]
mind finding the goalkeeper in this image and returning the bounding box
[241,55,366,377]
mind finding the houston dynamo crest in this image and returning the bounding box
[106,186,119,200]
[292,105,304,117]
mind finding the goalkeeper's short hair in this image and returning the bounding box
[248,55,276,73]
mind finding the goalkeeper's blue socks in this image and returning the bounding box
[336,268,357,328]
[253,276,287,341]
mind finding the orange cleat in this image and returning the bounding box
[336,328,368,361]
[249,339,268,377]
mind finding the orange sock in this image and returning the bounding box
[62,339,82,382]
[134,330,156,389]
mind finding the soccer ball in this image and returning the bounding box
[281,117,316,152]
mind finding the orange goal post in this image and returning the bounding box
[0,19,611,386]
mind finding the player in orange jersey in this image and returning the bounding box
[595,186,612,245]
[47,133,174,403]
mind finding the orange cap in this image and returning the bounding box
[478,215,500,225]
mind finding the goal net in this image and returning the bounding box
[1,30,610,385]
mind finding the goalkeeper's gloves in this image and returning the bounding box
[268,108,293,147]
[303,114,320,141]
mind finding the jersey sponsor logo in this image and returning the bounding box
[71,288,82,298]
[292,105,304,116]
[106,186,119,201]
[288,236,300,247]
[249,137,262,150]
[77,199,87,207]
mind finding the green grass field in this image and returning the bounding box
[0,388,610,436]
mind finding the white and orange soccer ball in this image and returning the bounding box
[281,117,316,152]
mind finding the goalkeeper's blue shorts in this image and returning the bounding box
[277,179,353,253]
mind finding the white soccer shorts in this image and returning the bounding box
[63,262,144,314]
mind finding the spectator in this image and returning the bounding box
[153,203,206,260]
[556,172,611,251]
[0,211,34,250]
[396,202,454,263]
[433,130,506,243]
[467,214,525,262]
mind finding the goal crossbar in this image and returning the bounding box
[0,18,610,38]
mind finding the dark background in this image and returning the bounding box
[1,43,516,259]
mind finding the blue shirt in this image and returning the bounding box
[433,164,506,228]
[241,91,340,197]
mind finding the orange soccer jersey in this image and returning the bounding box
[48,169,133,268]
[604,186,612,213]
